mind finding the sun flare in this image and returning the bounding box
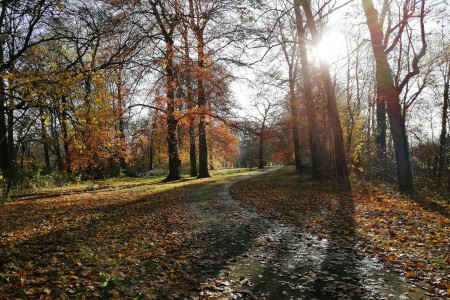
[315,32,345,64]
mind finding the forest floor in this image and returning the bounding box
[0,167,449,299]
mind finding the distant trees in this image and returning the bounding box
[0,0,62,190]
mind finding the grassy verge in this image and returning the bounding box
[231,167,450,298]
[9,167,256,200]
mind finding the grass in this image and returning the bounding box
[9,167,257,199]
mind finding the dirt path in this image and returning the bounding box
[186,171,429,300]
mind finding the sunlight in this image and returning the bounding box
[315,32,345,64]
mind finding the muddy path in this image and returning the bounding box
[185,171,429,300]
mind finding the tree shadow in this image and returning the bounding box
[308,192,364,299]
[241,191,364,300]
[181,179,367,299]
[183,182,273,283]
[410,193,450,219]
[0,183,206,299]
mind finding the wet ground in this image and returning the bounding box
[185,172,429,299]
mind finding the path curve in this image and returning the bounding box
[186,170,429,300]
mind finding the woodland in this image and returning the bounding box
[0,0,449,299]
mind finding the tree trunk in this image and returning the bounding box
[189,121,197,176]
[375,92,388,174]
[0,76,11,174]
[181,23,198,177]
[209,139,214,170]
[258,138,264,169]
[7,104,14,162]
[117,67,127,172]
[196,32,210,178]
[362,0,414,193]
[298,0,349,186]
[164,42,181,181]
[280,21,302,171]
[60,96,71,174]
[39,109,51,169]
[149,117,157,170]
[293,2,323,180]
[438,65,449,185]
[149,141,154,170]
[286,61,301,171]
[50,109,63,172]
[290,87,302,171]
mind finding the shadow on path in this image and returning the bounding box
[185,173,429,299]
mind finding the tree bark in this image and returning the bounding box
[297,0,349,186]
[375,92,388,174]
[0,77,11,174]
[7,103,14,162]
[50,109,62,172]
[189,121,197,176]
[293,2,323,180]
[362,0,414,193]
[164,42,181,181]
[150,1,181,181]
[438,65,449,184]
[149,116,157,170]
[60,96,71,174]
[289,83,303,171]
[258,137,264,169]
[279,21,302,171]
[40,109,51,169]
[197,39,211,178]
[116,66,127,172]
[182,23,198,177]
[191,3,210,178]
[0,31,11,174]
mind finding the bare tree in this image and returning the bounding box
[361,0,427,193]
[296,0,350,187]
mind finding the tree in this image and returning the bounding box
[437,28,450,186]
[293,1,325,180]
[277,13,303,171]
[187,0,212,178]
[0,0,61,184]
[296,0,350,187]
[248,97,282,169]
[149,0,182,181]
[180,22,198,177]
[361,0,427,193]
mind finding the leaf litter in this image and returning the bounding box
[1,168,447,299]
[231,168,449,299]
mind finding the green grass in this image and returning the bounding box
[18,168,260,196]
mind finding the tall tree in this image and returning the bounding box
[180,23,198,177]
[187,0,213,178]
[293,1,324,180]
[297,0,350,187]
[437,37,449,185]
[150,0,182,181]
[278,16,302,171]
[361,0,427,193]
